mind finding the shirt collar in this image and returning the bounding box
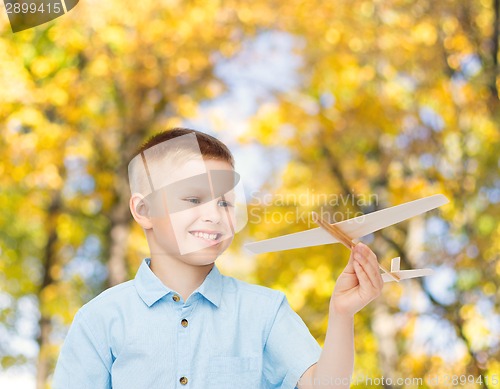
[134,258,223,308]
[196,264,223,308]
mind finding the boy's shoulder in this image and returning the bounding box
[78,279,136,315]
[221,272,286,304]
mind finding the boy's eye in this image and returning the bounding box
[184,197,201,204]
[218,199,234,208]
[182,197,234,207]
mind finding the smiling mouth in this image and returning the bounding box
[189,231,224,243]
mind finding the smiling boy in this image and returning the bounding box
[53,128,384,389]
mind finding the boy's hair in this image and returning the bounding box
[128,127,235,195]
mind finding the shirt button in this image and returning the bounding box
[172,294,180,302]
[179,376,188,385]
[181,319,188,327]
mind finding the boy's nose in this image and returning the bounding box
[200,198,224,224]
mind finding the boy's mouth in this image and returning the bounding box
[189,230,224,244]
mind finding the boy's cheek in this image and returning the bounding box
[221,234,234,248]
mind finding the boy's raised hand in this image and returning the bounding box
[330,243,384,316]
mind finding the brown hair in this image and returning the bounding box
[128,128,234,195]
[135,128,234,166]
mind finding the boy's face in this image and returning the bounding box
[143,158,238,266]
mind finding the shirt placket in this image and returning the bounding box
[174,294,196,387]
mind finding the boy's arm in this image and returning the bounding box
[298,243,383,389]
[52,309,112,389]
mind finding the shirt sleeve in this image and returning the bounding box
[52,308,112,389]
[262,293,322,389]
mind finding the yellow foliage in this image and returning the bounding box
[463,316,491,350]
[175,94,198,117]
[30,57,56,79]
[412,22,438,45]
[460,304,475,320]
[325,28,341,45]
[0,0,498,385]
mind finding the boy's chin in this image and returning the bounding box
[177,251,221,266]
[179,236,232,256]
[176,244,230,266]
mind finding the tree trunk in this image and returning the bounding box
[36,192,61,389]
[106,169,133,287]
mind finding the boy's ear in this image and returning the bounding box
[129,193,153,229]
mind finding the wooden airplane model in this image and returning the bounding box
[244,194,449,283]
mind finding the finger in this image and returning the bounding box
[343,251,356,274]
[375,263,384,289]
[365,261,383,292]
[361,246,384,289]
[357,243,378,268]
[353,244,380,278]
[355,245,384,291]
[356,244,383,288]
[353,260,380,302]
[361,253,384,290]
[353,257,377,291]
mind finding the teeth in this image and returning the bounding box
[191,231,219,241]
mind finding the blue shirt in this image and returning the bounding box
[53,258,322,389]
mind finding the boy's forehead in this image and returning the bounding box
[132,133,202,193]
[151,158,208,188]
[130,133,236,196]
[152,158,234,186]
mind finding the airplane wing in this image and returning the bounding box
[382,269,434,282]
[244,194,449,254]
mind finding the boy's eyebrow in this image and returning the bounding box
[176,186,212,196]
[140,152,156,192]
[164,171,239,197]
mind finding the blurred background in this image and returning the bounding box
[0,0,499,388]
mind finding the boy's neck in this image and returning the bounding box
[149,254,214,302]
